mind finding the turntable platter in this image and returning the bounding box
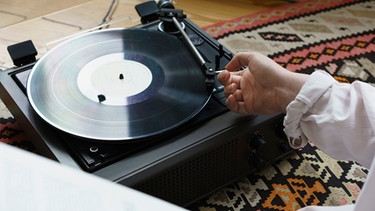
[27,28,211,141]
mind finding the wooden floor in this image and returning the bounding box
[1,0,293,27]
[177,0,293,27]
[0,0,294,69]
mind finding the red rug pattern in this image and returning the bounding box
[0,116,36,152]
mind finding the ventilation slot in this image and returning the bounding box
[134,138,241,206]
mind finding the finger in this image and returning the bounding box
[217,71,231,86]
[226,95,239,112]
[218,70,243,91]
[223,83,237,98]
[233,89,244,102]
[228,72,243,89]
[226,95,248,114]
[226,52,254,71]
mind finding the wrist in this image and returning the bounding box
[276,71,309,113]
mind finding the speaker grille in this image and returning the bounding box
[134,137,243,206]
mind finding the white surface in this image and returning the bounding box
[0,143,187,211]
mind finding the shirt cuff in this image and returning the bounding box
[283,70,337,149]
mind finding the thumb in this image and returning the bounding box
[225,52,257,72]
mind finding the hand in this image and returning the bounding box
[217,52,309,115]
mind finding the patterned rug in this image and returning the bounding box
[188,0,374,210]
[0,0,374,210]
[0,101,36,152]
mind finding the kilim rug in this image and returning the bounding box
[0,101,36,152]
[188,0,374,210]
[0,0,374,210]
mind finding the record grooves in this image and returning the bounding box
[27,28,211,142]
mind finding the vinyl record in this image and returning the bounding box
[27,28,211,141]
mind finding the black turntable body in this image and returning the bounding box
[0,2,293,207]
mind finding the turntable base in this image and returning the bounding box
[0,2,294,207]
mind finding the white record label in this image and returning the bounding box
[77,53,153,106]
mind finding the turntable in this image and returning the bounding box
[0,1,293,207]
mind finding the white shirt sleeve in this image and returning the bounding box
[284,70,375,169]
[283,70,375,211]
